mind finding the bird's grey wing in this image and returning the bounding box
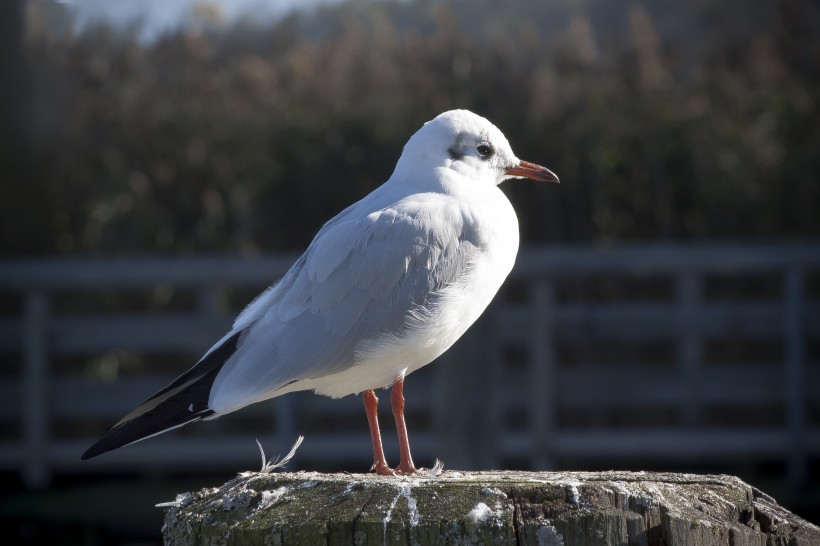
[207,195,482,413]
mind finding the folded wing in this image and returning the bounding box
[208,193,481,413]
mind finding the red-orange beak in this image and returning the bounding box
[505,160,559,183]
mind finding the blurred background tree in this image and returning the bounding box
[3,0,818,258]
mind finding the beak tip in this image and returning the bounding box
[506,161,560,184]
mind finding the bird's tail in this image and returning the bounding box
[81,330,243,460]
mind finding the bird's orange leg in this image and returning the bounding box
[363,389,393,475]
[391,377,417,475]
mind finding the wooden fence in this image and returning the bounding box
[0,244,818,490]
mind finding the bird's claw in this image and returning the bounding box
[371,462,395,476]
[394,464,417,475]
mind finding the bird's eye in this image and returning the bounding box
[476,143,493,159]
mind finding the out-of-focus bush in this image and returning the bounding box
[3,0,819,256]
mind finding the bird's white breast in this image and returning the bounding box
[307,184,519,398]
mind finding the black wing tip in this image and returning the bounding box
[80,444,104,461]
[80,409,217,461]
[80,428,134,460]
[80,329,241,462]
[81,429,126,460]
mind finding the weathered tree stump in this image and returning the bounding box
[161,470,819,545]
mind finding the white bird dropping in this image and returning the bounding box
[82,110,559,474]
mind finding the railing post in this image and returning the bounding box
[677,274,701,427]
[275,394,296,456]
[784,268,805,489]
[23,291,49,487]
[530,280,555,469]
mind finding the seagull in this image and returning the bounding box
[81,110,559,474]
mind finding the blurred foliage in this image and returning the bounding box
[2,0,819,256]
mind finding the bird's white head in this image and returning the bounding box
[393,109,559,188]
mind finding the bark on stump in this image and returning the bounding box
[161,470,819,545]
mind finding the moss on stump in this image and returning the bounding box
[161,470,819,545]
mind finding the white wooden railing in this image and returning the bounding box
[0,244,818,491]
